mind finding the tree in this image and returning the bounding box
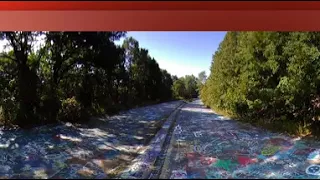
[201,31,320,135]
[197,71,207,92]
[172,79,186,99]
[184,75,198,99]
[0,32,43,127]
[198,71,207,84]
[160,69,174,101]
[0,32,176,128]
[171,74,198,100]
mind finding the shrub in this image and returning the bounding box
[0,98,18,126]
[0,106,4,124]
[200,32,320,136]
[58,97,83,122]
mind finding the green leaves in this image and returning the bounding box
[0,32,175,127]
[201,32,320,135]
[171,74,200,101]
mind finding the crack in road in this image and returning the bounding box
[159,99,320,179]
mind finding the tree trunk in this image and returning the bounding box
[16,64,39,128]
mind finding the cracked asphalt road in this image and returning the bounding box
[0,100,183,179]
[159,100,320,179]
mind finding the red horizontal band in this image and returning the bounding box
[2,1,320,11]
[1,10,320,31]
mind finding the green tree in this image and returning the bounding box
[172,78,187,99]
[0,32,43,127]
[201,31,320,135]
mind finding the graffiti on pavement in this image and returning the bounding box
[0,101,183,179]
[162,100,320,179]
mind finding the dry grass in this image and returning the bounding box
[208,105,314,138]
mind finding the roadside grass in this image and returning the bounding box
[206,105,316,139]
[250,119,312,137]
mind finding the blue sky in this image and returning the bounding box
[115,31,226,78]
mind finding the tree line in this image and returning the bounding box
[201,32,320,136]
[172,72,206,100]
[0,31,204,129]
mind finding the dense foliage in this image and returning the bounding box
[172,73,204,100]
[201,32,320,136]
[0,32,178,128]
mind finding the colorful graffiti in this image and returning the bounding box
[0,101,183,179]
[119,103,185,179]
[160,100,320,179]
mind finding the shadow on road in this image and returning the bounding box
[0,100,183,179]
[161,100,320,179]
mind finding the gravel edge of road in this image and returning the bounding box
[117,101,186,179]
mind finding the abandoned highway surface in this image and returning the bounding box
[2,99,320,179]
[0,100,183,179]
[159,100,320,179]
